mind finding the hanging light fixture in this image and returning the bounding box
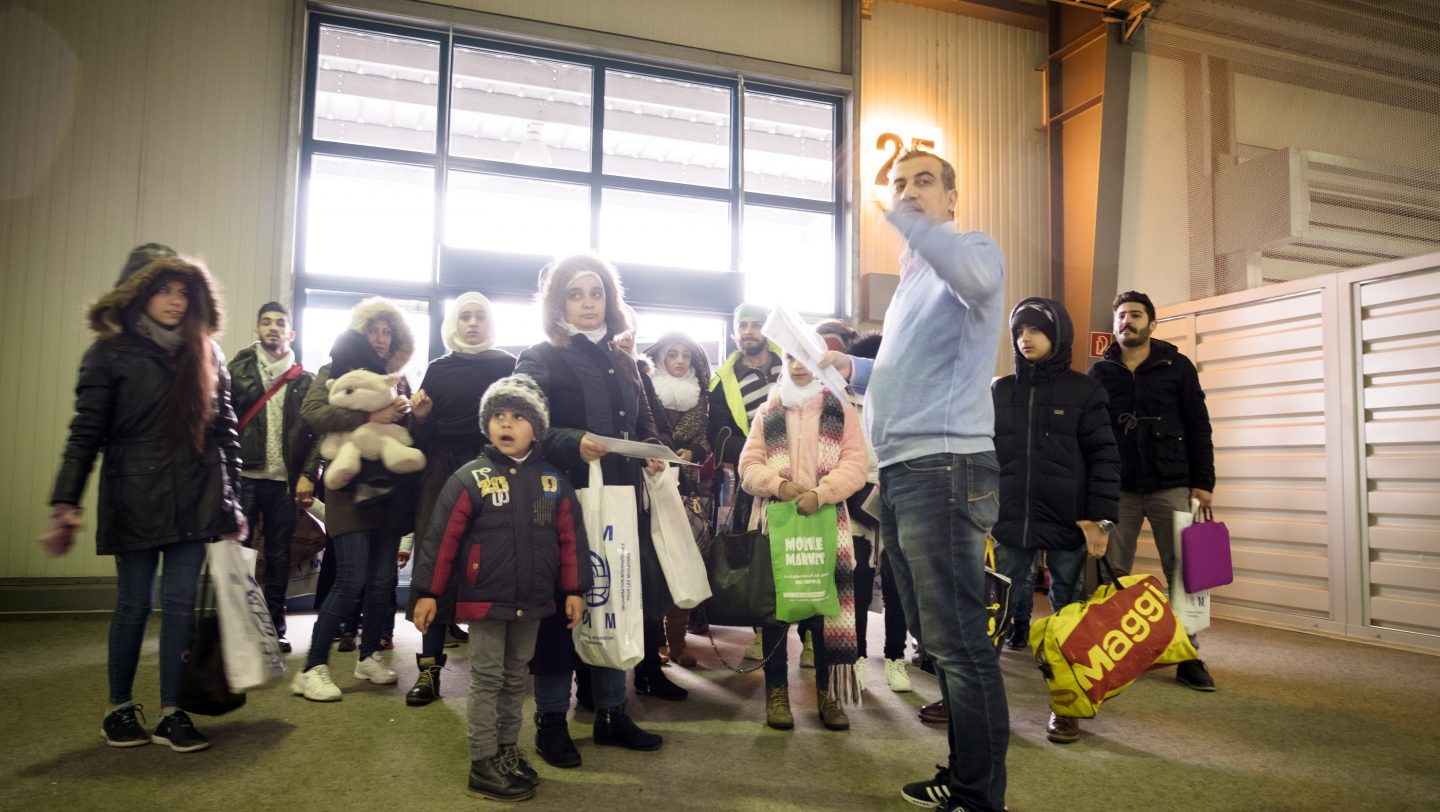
[513,121,553,166]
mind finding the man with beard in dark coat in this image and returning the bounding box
[1089,290,1217,692]
[229,302,315,653]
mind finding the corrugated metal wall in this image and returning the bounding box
[859,0,1049,355]
[1126,253,1440,651]
[0,0,296,581]
[433,0,844,73]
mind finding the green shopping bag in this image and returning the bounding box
[766,501,839,622]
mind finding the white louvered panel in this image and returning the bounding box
[0,0,293,581]
[1357,266,1440,639]
[858,0,1048,358]
[1130,291,1335,619]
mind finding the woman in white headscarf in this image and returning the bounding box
[401,292,516,706]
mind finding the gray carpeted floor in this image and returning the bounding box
[2,608,1437,811]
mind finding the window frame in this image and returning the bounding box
[295,11,847,365]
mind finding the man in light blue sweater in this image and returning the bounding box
[829,150,1008,812]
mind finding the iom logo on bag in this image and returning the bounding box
[586,550,610,608]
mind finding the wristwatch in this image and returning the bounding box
[1096,519,1116,535]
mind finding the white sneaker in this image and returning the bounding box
[292,664,342,701]
[799,631,815,669]
[854,656,868,693]
[354,653,398,685]
[744,631,763,661]
[885,657,912,692]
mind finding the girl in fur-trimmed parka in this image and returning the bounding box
[738,342,868,733]
[642,331,712,668]
[293,296,420,702]
[514,253,675,769]
[44,243,245,753]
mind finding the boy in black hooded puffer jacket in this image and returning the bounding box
[991,296,1120,744]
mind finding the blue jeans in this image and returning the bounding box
[995,544,1088,624]
[110,540,207,708]
[881,451,1007,812]
[534,667,626,713]
[306,530,401,668]
[761,617,827,691]
[239,477,294,636]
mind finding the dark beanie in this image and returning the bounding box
[1010,299,1058,346]
[480,374,550,441]
[117,243,177,287]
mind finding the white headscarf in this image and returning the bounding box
[555,271,610,343]
[777,358,823,408]
[444,291,497,354]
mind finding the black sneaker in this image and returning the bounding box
[277,636,292,654]
[151,709,210,752]
[102,704,149,747]
[901,764,952,809]
[1176,658,1216,692]
[337,629,357,652]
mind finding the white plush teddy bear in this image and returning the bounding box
[318,369,427,490]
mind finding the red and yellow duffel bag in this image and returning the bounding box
[1030,562,1197,718]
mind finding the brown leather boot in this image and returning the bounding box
[1046,712,1080,743]
[765,687,793,730]
[818,689,850,731]
[665,607,697,668]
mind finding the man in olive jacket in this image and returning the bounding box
[229,301,315,652]
[1088,290,1217,691]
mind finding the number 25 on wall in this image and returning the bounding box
[874,132,936,186]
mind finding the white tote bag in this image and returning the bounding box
[573,460,645,670]
[1170,498,1211,635]
[643,466,712,609]
[207,540,287,691]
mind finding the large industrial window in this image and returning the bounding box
[296,14,845,373]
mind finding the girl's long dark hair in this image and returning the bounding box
[147,274,215,454]
[173,309,216,454]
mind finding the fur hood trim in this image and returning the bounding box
[643,331,712,391]
[347,296,414,372]
[86,256,223,340]
[537,253,630,347]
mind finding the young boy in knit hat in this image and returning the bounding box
[410,374,588,801]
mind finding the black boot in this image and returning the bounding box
[499,743,539,786]
[534,711,581,769]
[594,705,663,751]
[467,754,535,801]
[633,661,688,701]
[1007,619,1030,651]
[446,623,469,648]
[575,667,595,712]
[406,653,446,707]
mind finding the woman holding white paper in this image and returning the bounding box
[514,253,675,769]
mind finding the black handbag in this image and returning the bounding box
[699,527,777,627]
[178,567,247,716]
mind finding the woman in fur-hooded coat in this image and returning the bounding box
[514,253,677,762]
[45,243,244,747]
[295,296,419,696]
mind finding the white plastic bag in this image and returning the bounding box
[1170,498,1211,635]
[573,460,644,670]
[207,540,287,691]
[643,466,712,609]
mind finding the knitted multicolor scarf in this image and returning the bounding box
[760,390,860,706]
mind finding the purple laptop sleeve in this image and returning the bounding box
[1182,510,1233,592]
